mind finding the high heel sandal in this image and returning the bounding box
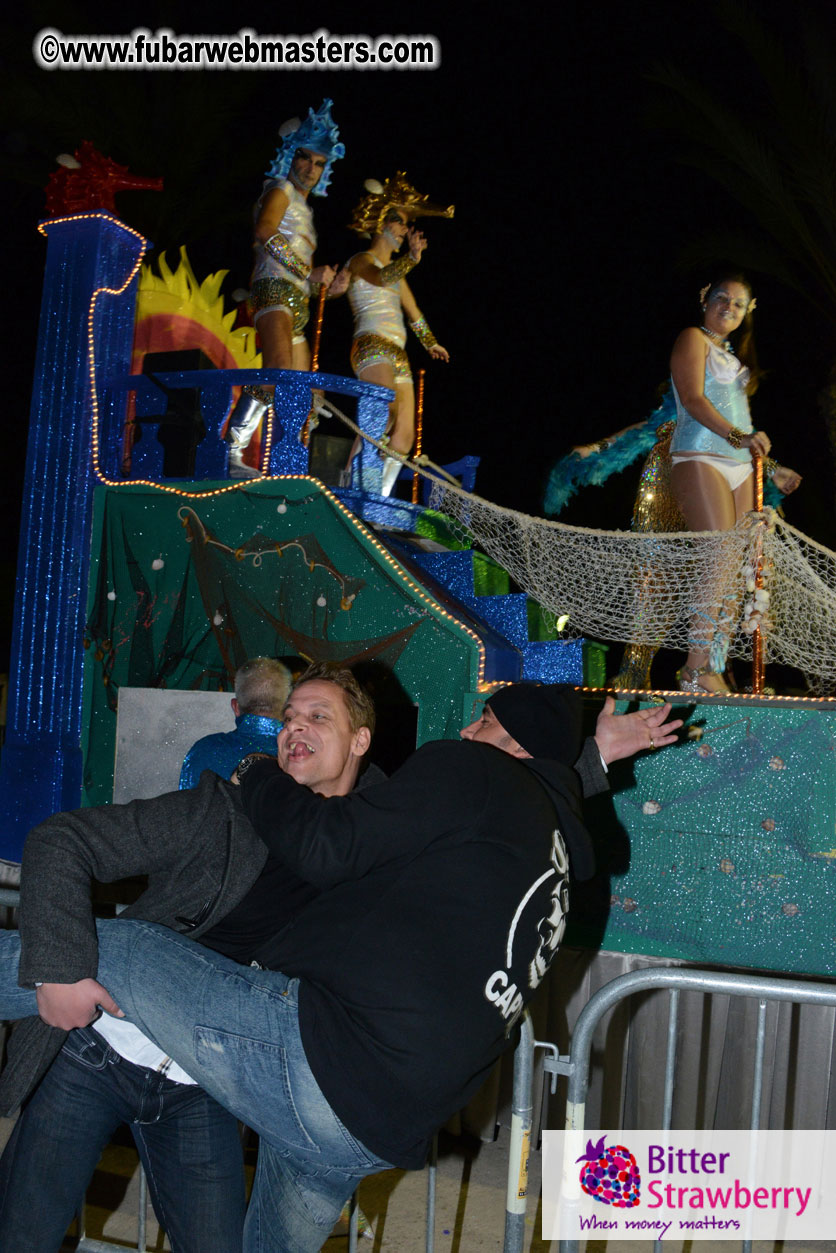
[677,664,730,696]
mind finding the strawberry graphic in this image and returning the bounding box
[576,1136,641,1208]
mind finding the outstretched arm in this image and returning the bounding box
[571,419,651,459]
[594,696,682,764]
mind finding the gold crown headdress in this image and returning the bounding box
[348,172,454,237]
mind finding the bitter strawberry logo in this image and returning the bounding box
[577,1136,641,1207]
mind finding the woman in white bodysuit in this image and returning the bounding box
[669,274,801,692]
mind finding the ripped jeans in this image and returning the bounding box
[0,920,392,1253]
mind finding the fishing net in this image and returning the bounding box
[324,401,836,694]
[428,477,836,694]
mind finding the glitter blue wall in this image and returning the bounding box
[570,699,836,978]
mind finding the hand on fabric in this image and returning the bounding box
[429,343,450,362]
[230,752,274,785]
[594,696,682,764]
[772,464,802,495]
[36,979,123,1030]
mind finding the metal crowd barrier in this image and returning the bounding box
[30,905,830,1252]
[503,967,836,1253]
[348,1133,438,1252]
[75,1175,148,1252]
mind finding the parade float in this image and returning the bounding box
[1,149,835,993]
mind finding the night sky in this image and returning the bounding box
[2,0,834,671]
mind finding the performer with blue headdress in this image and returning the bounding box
[227,99,346,477]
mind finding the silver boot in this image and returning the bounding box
[226,392,268,479]
[380,455,403,497]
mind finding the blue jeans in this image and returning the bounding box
[0,920,392,1253]
[0,1026,245,1252]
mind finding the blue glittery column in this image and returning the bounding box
[0,214,146,860]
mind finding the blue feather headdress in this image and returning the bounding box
[265,99,345,197]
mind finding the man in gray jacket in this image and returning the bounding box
[0,663,377,1253]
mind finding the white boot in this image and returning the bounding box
[380,455,402,497]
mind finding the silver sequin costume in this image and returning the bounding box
[250,180,316,339]
[347,254,412,383]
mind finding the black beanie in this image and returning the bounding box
[486,683,582,765]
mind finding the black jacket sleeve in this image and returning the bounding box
[239,742,489,888]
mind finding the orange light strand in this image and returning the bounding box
[412,368,425,505]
